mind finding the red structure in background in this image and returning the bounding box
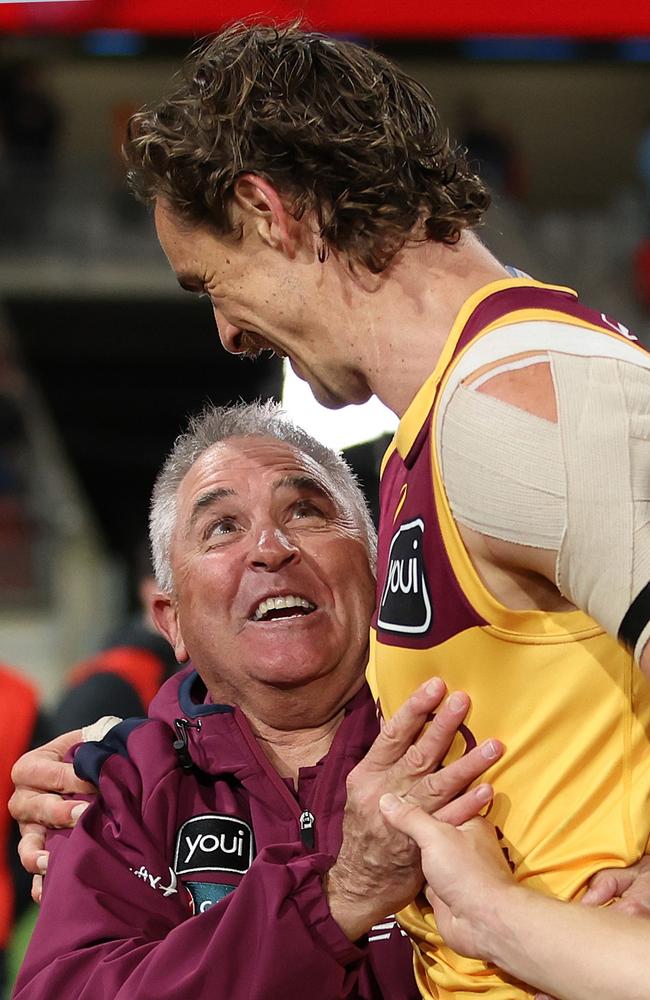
[0,0,649,37]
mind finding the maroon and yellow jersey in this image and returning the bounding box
[369,277,650,998]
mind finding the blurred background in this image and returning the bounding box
[0,0,649,989]
[1,2,649,703]
[0,2,648,689]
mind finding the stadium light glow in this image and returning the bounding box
[281,360,397,452]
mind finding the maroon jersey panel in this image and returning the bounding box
[373,413,486,650]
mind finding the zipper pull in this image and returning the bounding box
[173,717,202,772]
[299,810,315,848]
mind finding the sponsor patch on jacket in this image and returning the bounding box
[185,881,236,914]
[174,814,254,875]
[378,518,433,635]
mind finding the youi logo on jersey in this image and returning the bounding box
[378,518,432,635]
[174,815,254,875]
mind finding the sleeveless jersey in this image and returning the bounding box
[368,277,650,999]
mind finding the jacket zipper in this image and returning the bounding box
[173,717,202,771]
[299,809,315,848]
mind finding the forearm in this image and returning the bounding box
[478,884,650,1000]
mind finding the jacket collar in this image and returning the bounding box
[149,666,379,780]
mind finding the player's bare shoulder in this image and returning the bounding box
[462,351,557,423]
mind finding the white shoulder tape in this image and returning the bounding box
[440,349,650,662]
[82,715,123,743]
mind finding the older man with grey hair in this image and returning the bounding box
[12,400,500,1000]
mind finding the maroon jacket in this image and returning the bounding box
[14,668,418,1000]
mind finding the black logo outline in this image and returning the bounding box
[174,814,254,876]
[378,517,432,635]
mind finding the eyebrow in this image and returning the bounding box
[275,475,334,502]
[186,475,335,536]
[188,487,236,532]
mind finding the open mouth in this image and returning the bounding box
[251,595,317,623]
[239,331,285,361]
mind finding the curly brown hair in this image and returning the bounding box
[125,22,490,273]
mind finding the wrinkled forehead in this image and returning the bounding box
[177,435,338,516]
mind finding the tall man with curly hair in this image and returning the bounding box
[122,23,650,998]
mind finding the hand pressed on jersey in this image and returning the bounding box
[326,677,503,940]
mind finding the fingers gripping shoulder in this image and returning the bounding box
[74,717,152,785]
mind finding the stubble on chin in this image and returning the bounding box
[239,331,285,361]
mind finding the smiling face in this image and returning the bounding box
[152,436,375,728]
[153,194,374,410]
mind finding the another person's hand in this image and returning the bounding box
[326,678,504,940]
[581,855,650,918]
[10,729,97,900]
[532,856,650,1000]
[379,797,514,959]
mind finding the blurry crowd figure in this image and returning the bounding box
[110,101,143,226]
[52,540,179,732]
[638,113,650,233]
[0,344,36,601]
[343,433,392,529]
[3,541,178,994]
[0,59,61,246]
[634,114,650,312]
[457,97,526,202]
[0,664,49,1000]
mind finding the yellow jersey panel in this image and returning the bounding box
[370,278,650,998]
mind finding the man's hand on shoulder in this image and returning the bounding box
[10,728,100,898]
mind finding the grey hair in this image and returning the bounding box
[150,400,377,592]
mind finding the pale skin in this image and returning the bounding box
[381,800,650,1000]
[10,435,504,938]
[153,185,650,673]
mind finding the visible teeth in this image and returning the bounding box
[253,595,315,621]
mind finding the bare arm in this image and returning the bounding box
[381,799,650,1000]
[456,353,650,678]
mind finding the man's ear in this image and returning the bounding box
[233,174,298,257]
[151,592,189,663]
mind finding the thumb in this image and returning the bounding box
[581,870,626,907]
[379,792,443,848]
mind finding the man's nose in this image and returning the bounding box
[248,528,300,571]
[214,309,244,354]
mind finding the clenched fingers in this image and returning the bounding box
[389,691,472,789]
[10,785,90,829]
[408,738,504,817]
[11,743,95,802]
[31,873,43,904]
[17,822,48,876]
[363,678,448,769]
[430,783,494,826]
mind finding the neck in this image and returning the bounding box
[206,671,365,782]
[342,233,510,416]
[250,711,346,783]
